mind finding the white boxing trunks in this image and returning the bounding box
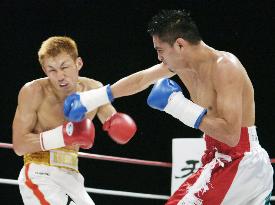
[166,126,274,205]
[18,148,95,205]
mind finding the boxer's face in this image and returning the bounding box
[152,35,183,71]
[42,52,83,94]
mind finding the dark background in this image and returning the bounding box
[0,0,274,204]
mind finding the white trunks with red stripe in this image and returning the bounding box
[18,149,95,205]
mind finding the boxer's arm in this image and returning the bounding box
[12,82,43,156]
[64,63,175,122]
[199,62,243,147]
[84,79,117,122]
[111,63,175,98]
[96,104,117,124]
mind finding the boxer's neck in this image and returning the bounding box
[184,42,217,78]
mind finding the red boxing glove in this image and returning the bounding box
[63,119,95,149]
[40,118,95,150]
[102,112,137,144]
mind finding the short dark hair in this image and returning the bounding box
[147,10,201,45]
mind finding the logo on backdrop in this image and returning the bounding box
[175,160,200,178]
[171,138,205,194]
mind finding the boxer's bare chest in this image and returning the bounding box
[36,97,81,150]
[178,72,217,115]
[35,80,98,132]
[36,97,66,131]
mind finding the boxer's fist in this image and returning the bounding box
[147,78,182,111]
[64,85,114,122]
[103,113,137,144]
[40,119,95,150]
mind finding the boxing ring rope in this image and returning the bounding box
[0,178,169,200]
[0,142,170,200]
[0,143,172,168]
[0,142,274,201]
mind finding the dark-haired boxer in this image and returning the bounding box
[63,10,273,205]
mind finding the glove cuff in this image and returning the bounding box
[106,84,114,102]
[164,92,207,129]
[40,125,65,151]
[80,85,113,112]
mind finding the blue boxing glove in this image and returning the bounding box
[147,78,207,129]
[146,78,182,110]
[64,85,114,122]
[64,94,87,122]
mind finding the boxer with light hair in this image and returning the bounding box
[12,36,136,205]
[64,10,273,205]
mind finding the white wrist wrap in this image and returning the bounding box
[80,85,111,112]
[40,125,65,151]
[164,92,206,128]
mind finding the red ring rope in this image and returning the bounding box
[0,142,172,167]
[0,142,274,167]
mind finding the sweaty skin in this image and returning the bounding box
[176,51,255,145]
[13,52,116,156]
[110,38,255,147]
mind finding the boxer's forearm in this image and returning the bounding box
[199,116,241,147]
[111,63,174,98]
[111,71,153,98]
[13,133,42,156]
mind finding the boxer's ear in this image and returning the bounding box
[76,57,83,71]
[175,38,187,50]
[41,66,47,74]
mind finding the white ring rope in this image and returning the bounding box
[0,178,169,200]
[0,142,273,201]
[1,177,274,201]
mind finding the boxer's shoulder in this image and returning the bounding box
[211,53,244,84]
[78,76,103,91]
[19,78,45,103]
[214,51,242,71]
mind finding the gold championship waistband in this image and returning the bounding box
[24,148,79,172]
